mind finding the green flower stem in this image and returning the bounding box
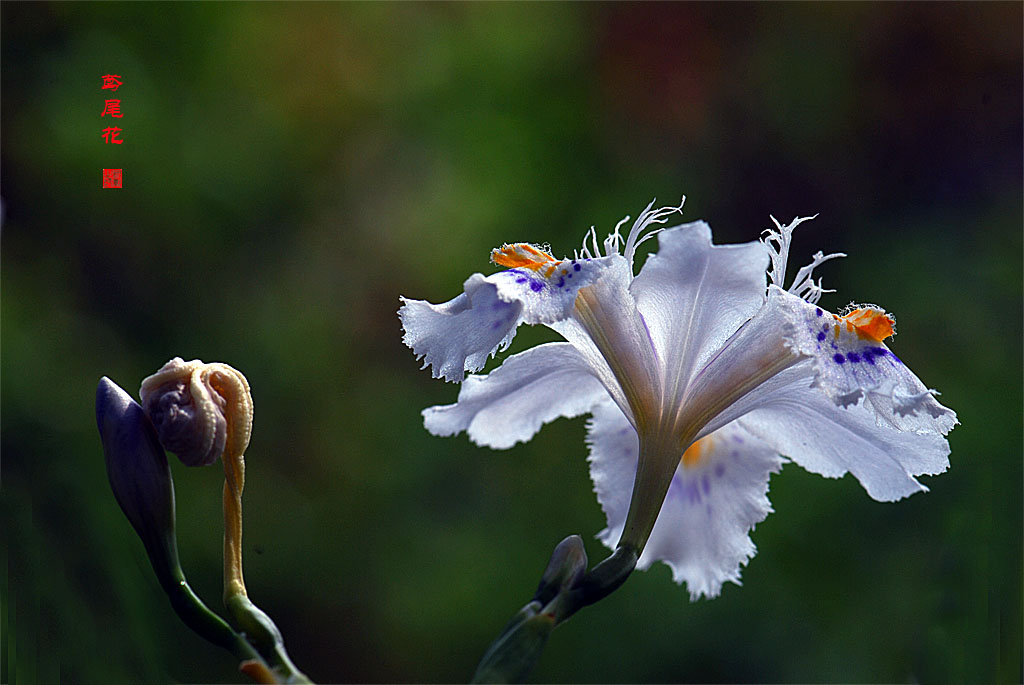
[160,557,310,683]
[566,544,637,611]
[472,603,555,684]
[134,500,272,675]
[472,537,638,684]
[226,592,312,684]
[144,520,289,682]
[160,565,262,663]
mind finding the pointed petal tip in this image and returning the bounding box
[96,376,137,434]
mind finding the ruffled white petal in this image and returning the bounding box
[423,342,607,449]
[491,255,612,324]
[736,363,951,501]
[399,274,522,382]
[586,400,638,553]
[775,286,958,435]
[587,398,783,600]
[630,222,768,397]
[676,288,950,501]
[399,256,613,382]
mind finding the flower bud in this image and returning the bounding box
[96,376,179,585]
[139,358,252,467]
[534,535,588,606]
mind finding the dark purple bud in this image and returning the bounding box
[96,376,180,584]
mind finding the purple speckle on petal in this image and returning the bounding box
[515,277,527,284]
[873,347,901,364]
[490,320,503,329]
[555,277,565,287]
[833,353,846,364]
[817,332,826,341]
[847,351,861,363]
[714,463,725,478]
[688,483,701,504]
[863,347,888,365]
[530,280,544,292]
[816,308,823,317]
[573,263,581,271]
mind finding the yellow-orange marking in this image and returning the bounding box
[681,435,715,468]
[491,243,559,271]
[840,307,895,342]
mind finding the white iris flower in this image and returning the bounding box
[399,199,956,600]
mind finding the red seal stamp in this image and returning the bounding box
[103,168,123,188]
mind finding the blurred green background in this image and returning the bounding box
[2,2,1021,683]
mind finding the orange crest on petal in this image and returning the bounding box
[681,435,715,469]
[840,307,895,342]
[491,243,558,271]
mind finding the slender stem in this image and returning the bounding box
[219,449,309,682]
[209,364,253,603]
[153,561,263,665]
[567,545,637,611]
[222,454,248,602]
[225,593,312,683]
[618,428,693,554]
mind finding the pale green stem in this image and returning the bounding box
[618,428,695,553]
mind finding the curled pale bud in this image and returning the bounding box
[96,376,180,584]
[140,358,253,467]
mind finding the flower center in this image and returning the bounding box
[673,333,799,449]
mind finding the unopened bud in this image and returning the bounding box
[140,358,252,467]
[534,535,588,606]
[96,376,179,584]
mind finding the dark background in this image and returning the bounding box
[2,2,1021,683]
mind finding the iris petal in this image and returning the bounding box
[423,342,607,449]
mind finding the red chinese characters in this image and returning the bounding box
[101,74,124,187]
[101,74,125,143]
[101,74,123,91]
[101,127,124,145]
[101,99,123,118]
